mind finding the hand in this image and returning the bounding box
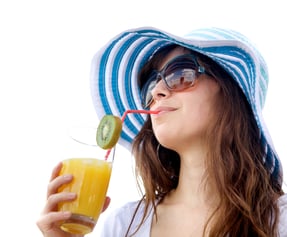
[36,162,111,237]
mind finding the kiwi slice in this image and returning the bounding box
[96,115,122,149]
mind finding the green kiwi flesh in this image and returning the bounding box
[96,115,122,149]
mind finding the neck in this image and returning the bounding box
[167,147,219,209]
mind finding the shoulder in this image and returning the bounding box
[110,200,146,224]
[278,194,287,236]
[100,200,154,237]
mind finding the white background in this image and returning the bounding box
[0,0,286,236]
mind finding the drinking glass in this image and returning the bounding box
[57,126,114,235]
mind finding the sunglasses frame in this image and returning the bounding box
[140,54,206,108]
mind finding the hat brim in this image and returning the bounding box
[90,26,281,181]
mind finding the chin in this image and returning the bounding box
[153,126,184,149]
[156,136,178,150]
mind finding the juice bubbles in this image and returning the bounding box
[58,158,112,235]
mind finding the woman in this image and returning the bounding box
[37,27,287,236]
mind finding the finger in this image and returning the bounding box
[50,162,63,182]
[36,211,72,232]
[43,192,77,214]
[102,196,111,213]
[47,173,73,198]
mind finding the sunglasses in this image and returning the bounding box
[140,54,207,108]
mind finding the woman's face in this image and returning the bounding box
[150,47,221,153]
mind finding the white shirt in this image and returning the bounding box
[100,194,287,236]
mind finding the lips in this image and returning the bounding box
[152,106,177,114]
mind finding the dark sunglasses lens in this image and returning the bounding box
[141,73,157,108]
[164,60,197,89]
[141,55,200,108]
[144,80,157,107]
[164,57,197,75]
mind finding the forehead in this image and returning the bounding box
[158,47,191,70]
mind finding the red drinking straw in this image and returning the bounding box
[104,110,159,160]
[120,109,159,122]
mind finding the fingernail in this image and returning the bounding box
[63,174,73,180]
[63,211,71,218]
[67,193,76,199]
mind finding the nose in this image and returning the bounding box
[150,79,171,104]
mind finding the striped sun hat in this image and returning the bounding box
[90,26,282,183]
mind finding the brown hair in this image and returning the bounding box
[127,45,283,236]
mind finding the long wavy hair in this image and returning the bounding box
[127,45,284,236]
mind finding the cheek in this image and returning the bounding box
[196,96,215,117]
[196,80,221,120]
[184,104,213,134]
[183,85,220,133]
[151,80,221,147]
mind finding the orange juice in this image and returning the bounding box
[58,158,112,235]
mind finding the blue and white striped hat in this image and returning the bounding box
[90,26,282,182]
